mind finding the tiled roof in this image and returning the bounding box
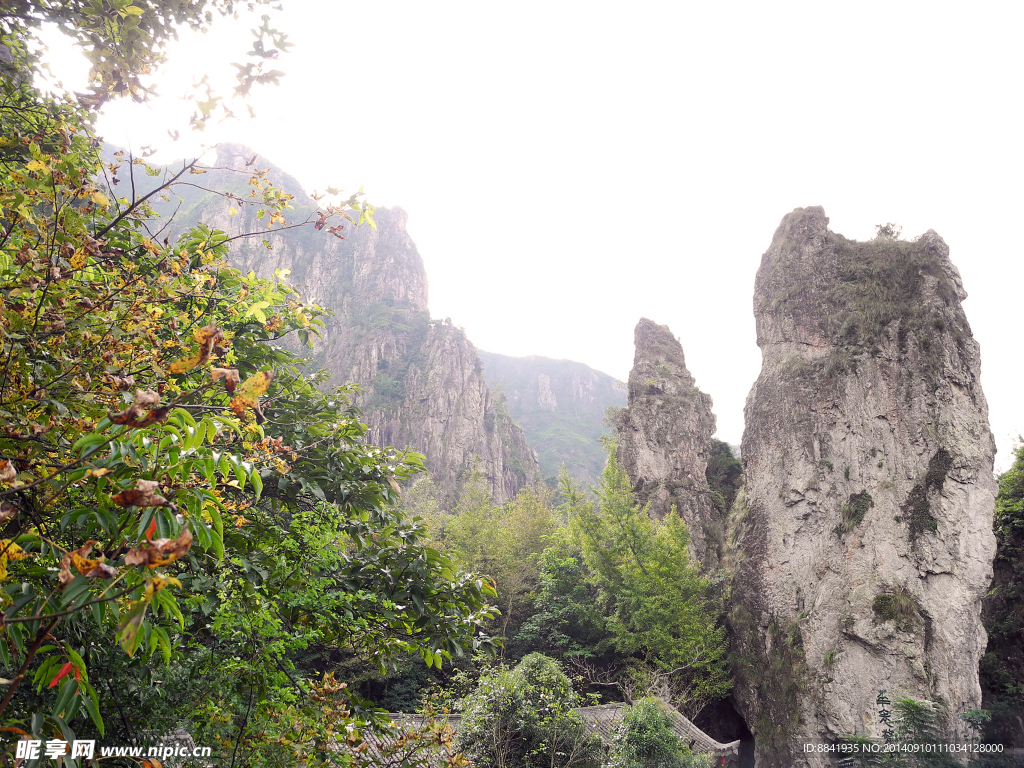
[353,702,740,765]
[574,702,740,757]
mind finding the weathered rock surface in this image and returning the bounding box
[181,145,540,502]
[476,351,626,486]
[727,207,997,766]
[615,318,722,570]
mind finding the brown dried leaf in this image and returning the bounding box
[82,561,117,579]
[111,479,168,508]
[211,367,241,394]
[0,460,15,483]
[168,323,224,374]
[0,501,17,524]
[58,541,110,587]
[124,526,193,569]
[84,235,107,256]
[229,370,274,422]
[109,390,170,429]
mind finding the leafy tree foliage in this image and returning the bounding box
[0,6,498,764]
[874,222,903,240]
[981,440,1024,748]
[566,453,730,716]
[449,480,556,640]
[414,470,558,656]
[2,0,291,126]
[514,528,614,665]
[704,440,742,514]
[608,697,712,768]
[456,653,603,768]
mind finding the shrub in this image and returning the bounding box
[457,653,603,768]
[872,588,921,631]
[839,696,963,768]
[840,492,875,532]
[609,698,694,768]
[903,448,953,540]
[705,440,743,514]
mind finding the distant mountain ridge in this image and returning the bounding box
[139,143,541,502]
[476,351,626,486]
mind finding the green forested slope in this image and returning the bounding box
[476,351,627,486]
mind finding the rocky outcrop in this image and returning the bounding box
[476,351,626,486]
[363,318,540,503]
[615,319,721,570]
[728,207,997,766]
[176,145,539,502]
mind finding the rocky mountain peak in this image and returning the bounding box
[616,318,721,570]
[728,206,997,766]
[173,146,539,502]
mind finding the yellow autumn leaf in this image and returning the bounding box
[229,370,274,422]
[167,323,224,373]
[70,248,86,270]
[91,191,110,206]
[228,206,238,216]
[0,540,30,581]
[25,160,46,172]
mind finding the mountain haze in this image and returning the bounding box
[476,351,626,486]
[151,144,541,502]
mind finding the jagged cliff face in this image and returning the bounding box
[616,319,721,570]
[728,207,997,766]
[476,351,626,486]
[187,145,539,502]
[364,319,540,503]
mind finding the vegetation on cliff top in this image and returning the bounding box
[770,220,971,388]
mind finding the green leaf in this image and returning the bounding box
[51,678,79,718]
[80,679,105,736]
[118,601,149,657]
[199,418,217,446]
[90,600,105,628]
[66,647,88,683]
[72,432,109,453]
[206,504,224,561]
[34,657,60,692]
[173,408,197,429]
[151,625,172,664]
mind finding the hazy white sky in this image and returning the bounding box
[39,0,1024,469]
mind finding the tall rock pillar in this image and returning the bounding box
[728,207,997,766]
[616,318,722,570]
